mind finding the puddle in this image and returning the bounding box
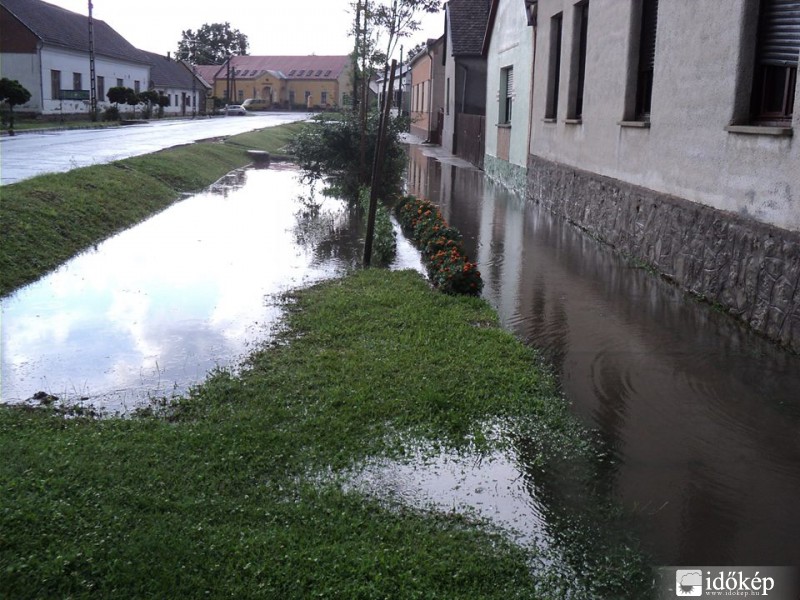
[1,165,423,414]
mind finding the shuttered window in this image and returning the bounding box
[752,0,799,122]
[546,13,563,119]
[575,1,589,119]
[501,67,514,124]
[635,0,658,119]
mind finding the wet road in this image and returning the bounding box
[0,112,311,185]
[406,142,800,567]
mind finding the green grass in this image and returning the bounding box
[0,270,650,598]
[0,121,304,296]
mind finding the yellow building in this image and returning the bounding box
[197,55,352,109]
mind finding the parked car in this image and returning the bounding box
[224,104,248,116]
[242,98,269,111]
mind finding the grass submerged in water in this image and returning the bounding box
[0,269,651,598]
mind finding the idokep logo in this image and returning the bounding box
[675,570,703,596]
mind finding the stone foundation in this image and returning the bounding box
[526,154,800,353]
[483,154,528,198]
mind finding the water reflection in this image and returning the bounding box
[1,165,423,413]
[406,143,800,566]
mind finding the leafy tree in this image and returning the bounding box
[176,22,249,65]
[406,41,427,61]
[106,86,128,106]
[0,78,32,134]
[139,90,159,119]
[125,88,140,118]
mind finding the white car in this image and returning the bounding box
[224,104,248,116]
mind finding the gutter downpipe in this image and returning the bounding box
[526,1,538,159]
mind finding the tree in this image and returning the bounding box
[106,86,128,106]
[0,78,32,134]
[125,88,140,118]
[176,23,249,65]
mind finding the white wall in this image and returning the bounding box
[530,0,800,232]
[40,46,150,114]
[1,52,43,111]
[485,0,535,166]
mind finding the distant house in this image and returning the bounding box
[143,51,210,117]
[409,37,445,143]
[0,0,150,115]
[442,0,491,168]
[198,55,352,109]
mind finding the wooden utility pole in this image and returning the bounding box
[363,59,397,267]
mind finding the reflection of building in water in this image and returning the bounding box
[405,143,442,204]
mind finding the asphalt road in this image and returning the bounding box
[0,112,312,185]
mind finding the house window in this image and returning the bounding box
[116,78,123,87]
[97,76,105,102]
[134,80,140,93]
[635,0,658,120]
[570,1,589,119]
[751,0,799,124]
[289,90,296,105]
[51,70,61,100]
[500,66,514,124]
[73,72,82,91]
[305,91,312,105]
[546,12,563,119]
[321,91,328,104]
[238,90,244,102]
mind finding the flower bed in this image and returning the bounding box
[395,195,483,295]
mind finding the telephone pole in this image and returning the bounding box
[88,0,97,119]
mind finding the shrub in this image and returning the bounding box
[359,186,397,266]
[395,195,483,296]
[103,105,120,121]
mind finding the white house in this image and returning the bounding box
[143,51,210,117]
[0,0,151,115]
[483,0,537,195]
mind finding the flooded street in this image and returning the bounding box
[3,146,799,570]
[0,165,421,413]
[406,143,800,567]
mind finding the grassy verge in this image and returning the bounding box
[0,269,650,598]
[0,122,302,296]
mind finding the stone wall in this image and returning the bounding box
[484,154,527,198]
[526,154,800,353]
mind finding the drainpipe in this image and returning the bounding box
[426,43,434,142]
[526,3,538,158]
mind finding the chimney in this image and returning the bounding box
[167,51,171,60]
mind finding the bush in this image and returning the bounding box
[288,110,408,201]
[395,195,483,296]
[359,186,397,266]
[103,105,120,121]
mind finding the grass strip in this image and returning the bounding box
[0,122,303,297]
[0,269,649,598]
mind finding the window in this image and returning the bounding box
[321,91,328,104]
[51,70,61,100]
[500,66,514,124]
[289,90,296,105]
[751,0,799,124]
[134,80,140,93]
[116,78,123,87]
[97,76,105,102]
[569,1,589,119]
[546,12,563,119]
[635,0,658,120]
[73,72,82,91]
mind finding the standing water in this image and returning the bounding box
[1,165,422,413]
[405,142,800,567]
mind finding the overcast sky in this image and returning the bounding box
[42,0,445,59]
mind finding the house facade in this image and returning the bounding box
[1,0,150,115]
[409,37,445,142]
[527,0,799,351]
[442,0,490,167]
[201,56,352,109]
[144,51,210,117]
[483,0,536,195]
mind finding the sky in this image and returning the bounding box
[42,0,446,59]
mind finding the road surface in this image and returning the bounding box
[0,112,311,185]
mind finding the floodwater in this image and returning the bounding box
[405,142,800,567]
[0,164,422,413]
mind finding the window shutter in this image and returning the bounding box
[506,68,514,98]
[640,0,659,71]
[758,0,800,66]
